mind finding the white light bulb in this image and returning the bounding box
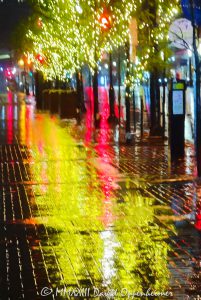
[76,5,83,14]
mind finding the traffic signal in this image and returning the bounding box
[5,69,12,79]
[36,54,45,64]
[37,18,43,28]
[18,59,24,67]
[99,13,111,30]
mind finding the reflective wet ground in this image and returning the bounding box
[0,97,201,300]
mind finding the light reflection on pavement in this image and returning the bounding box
[0,97,201,299]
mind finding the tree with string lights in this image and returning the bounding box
[24,0,180,129]
[26,0,140,124]
[132,0,181,135]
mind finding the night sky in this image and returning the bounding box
[0,0,31,49]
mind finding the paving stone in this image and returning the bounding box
[0,102,201,299]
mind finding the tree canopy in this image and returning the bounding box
[21,0,180,81]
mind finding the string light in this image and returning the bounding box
[25,0,180,82]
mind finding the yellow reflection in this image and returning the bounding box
[91,117,120,287]
[29,115,105,286]
[114,188,171,293]
[27,113,173,295]
[19,104,26,144]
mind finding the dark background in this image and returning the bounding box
[0,0,31,49]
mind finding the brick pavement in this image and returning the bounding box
[0,101,201,300]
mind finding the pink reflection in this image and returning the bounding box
[98,87,109,119]
[84,86,118,143]
[84,86,120,226]
[84,85,123,128]
[95,118,118,228]
[195,186,201,231]
[7,105,13,144]
[84,87,94,144]
[7,91,13,104]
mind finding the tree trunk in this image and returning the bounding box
[34,71,44,109]
[108,52,116,122]
[125,41,131,135]
[118,47,121,124]
[93,65,99,127]
[150,68,161,135]
[162,82,166,139]
[195,57,201,175]
[76,69,86,113]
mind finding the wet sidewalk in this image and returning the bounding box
[0,99,201,300]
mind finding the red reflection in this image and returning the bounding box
[84,86,120,143]
[96,92,119,226]
[7,105,13,144]
[84,87,94,144]
[195,187,201,230]
[95,117,118,227]
[98,87,109,119]
[26,105,33,146]
[7,91,13,104]
[84,86,121,226]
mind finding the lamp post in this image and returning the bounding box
[160,77,168,139]
[93,0,99,127]
[187,49,193,86]
[118,46,121,125]
[181,0,201,175]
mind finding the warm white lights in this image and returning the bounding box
[25,0,180,82]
